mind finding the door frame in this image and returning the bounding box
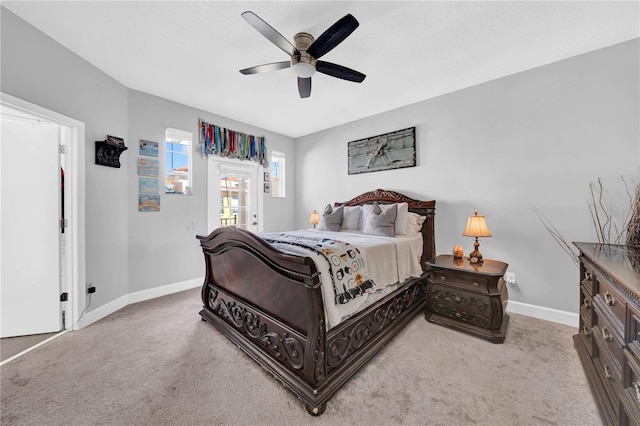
[1,92,86,331]
[207,157,263,234]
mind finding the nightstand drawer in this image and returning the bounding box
[431,271,489,293]
[429,284,492,329]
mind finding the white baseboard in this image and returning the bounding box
[75,278,577,330]
[507,300,578,327]
[76,277,203,329]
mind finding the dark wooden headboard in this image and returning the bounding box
[334,189,436,269]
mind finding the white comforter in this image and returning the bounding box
[264,229,423,329]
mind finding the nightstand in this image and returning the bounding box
[425,255,509,343]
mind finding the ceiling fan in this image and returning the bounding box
[239,11,366,98]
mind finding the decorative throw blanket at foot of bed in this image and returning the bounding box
[260,232,375,305]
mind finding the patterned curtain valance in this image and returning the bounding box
[199,119,268,167]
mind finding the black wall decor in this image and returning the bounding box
[95,135,128,168]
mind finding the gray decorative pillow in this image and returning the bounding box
[318,204,343,232]
[363,202,397,237]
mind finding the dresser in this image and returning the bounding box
[425,255,509,343]
[574,243,640,425]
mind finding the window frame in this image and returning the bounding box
[165,127,193,195]
[270,151,285,198]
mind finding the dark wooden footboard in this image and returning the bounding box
[197,189,435,415]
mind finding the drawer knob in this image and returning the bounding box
[455,312,462,318]
[604,364,613,380]
[585,271,592,280]
[601,326,613,342]
[634,381,640,404]
[604,291,616,306]
[440,275,447,281]
[454,296,461,303]
[472,281,479,287]
[582,297,591,310]
[583,326,592,338]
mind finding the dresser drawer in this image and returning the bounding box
[580,285,594,324]
[581,260,595,296]
[594,328,623,415]
[621,350,640,425]
[428,284,492,329]
[579,316,594,357]
[594,302,624,371]
[430,271,489,293]
[595,276,626,329]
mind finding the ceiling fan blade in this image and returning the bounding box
[241,11,299,57]
[298,77,311,98]
[316,61,366,83]
[240,61,291,75]
[307,14,359,59]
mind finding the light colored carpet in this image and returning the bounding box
[1,287,601,425]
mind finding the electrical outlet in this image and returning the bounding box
[505,272,516,287]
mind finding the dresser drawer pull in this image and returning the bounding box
[582,326,592,337]
[601,326,613,342]
[604,364,613,380]
[604,291,616,306]
[582,297,591,309]
[472,281,479,287]
[585,271,592,281]
[440,275,447,281]
[634,381,640,404]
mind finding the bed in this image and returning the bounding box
[197,189,436,415]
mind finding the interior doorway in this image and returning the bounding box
[0,93,85,361]
[1,109,62,337]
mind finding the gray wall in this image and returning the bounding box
[295,39,640,314]
[1,7,130,309]
[127,90,296,292]
[3,6,639,317]
[1,8,296,311]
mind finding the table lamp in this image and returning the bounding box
[309,210,320,229]
[463,211,492,263]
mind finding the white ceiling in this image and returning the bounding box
[3,1,639,138]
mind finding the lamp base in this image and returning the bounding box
[468,249,483,263]
[469,237,483,263]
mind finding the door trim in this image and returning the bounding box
[207,157,263,234]
[1,92,86,331]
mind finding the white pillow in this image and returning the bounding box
[394,202,409,235]
[341,206,362,230]
[406,212,427,236]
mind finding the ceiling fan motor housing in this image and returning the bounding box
[292,32,317,78]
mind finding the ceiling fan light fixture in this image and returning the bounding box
[292,61,316,78]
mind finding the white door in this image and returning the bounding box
[1,110,62,337]
[208,160,259,233]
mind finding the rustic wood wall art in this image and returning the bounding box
[347,127,416,175]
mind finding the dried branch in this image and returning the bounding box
[530,203,579,267]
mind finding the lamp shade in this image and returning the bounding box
[309,210,320,226]
[463,211,492,238]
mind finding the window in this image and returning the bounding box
[165,128,192,194]
[271,151,285,198]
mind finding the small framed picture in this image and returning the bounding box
[264,182,271,193]
[264,171,270,181]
